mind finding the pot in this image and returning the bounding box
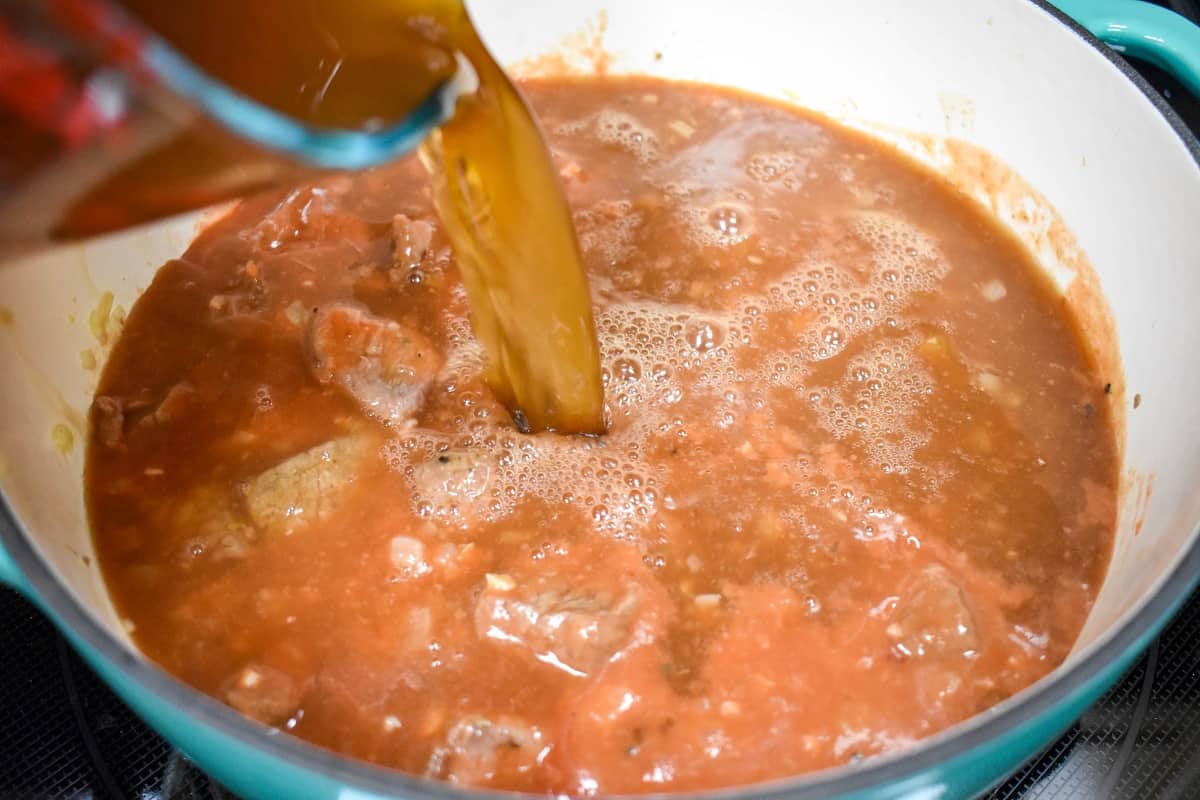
[2,1,1199,798]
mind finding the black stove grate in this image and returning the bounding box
[985,597,1200,800]
[0,588,233,800]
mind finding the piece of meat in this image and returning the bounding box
[94,382,198,448]
[174,483,258,563]
[475,579,644,677]
[247,186,373,253]
[223,663,299,726]
[392,214,435,272]
[136,382,196,429]
[426,715,544,784]
[308,304,441,426]
[886,565,979,659]
[241,436,367,536]
[404,606,433,652]
[92,396,124,448]
[209,261,267,320]
[389,535,432,580]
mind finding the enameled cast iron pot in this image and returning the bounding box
[2,1,1199,797]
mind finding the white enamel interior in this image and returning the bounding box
[1,0,1198,704]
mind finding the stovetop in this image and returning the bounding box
[3,19,1200,800]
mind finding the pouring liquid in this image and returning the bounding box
[116,0,606,434]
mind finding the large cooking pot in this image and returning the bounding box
[2,1,1200,797]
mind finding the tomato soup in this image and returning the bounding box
[86,77,1117,794]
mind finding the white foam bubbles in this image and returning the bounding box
[381,202,955,539]
[747,209,951,368]
[665,181,757,250]
[811,333,936,476]
[593,109,660,163]
[744,151,803,185]
[574,200,642,268]
[853,210,948,295]
[385,420,663,536]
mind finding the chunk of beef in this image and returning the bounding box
[223,663,299,726]
[389,535,432,580]
[887,565,978,659]
[209,262,266,320]
[92,396,124,448]
[308,304,441,426]
[138,382,196,429]
[248,186,373,253]
[475,579,644,677]
[392,214,435,272]
[93,383,197,448]
[174,484,258,563]
[241,436,366,536]
[426,715,543,784]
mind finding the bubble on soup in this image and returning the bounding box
[680,200,755,248]
[612,358,642,383]
[437,311,487,384]
[593,109,660,162]
[575,200,642,268]
[744,151,802,184]
[854,210,949,295]
[553,117,590,136]
[684,320,723,354]
[745,210,951,372]
[709,205,750,242]
[811,334,937,478]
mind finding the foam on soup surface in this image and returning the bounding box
[86,77,1117,793]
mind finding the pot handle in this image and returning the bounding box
[1052,0,1200,97]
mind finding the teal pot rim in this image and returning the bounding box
[3,1,1200,798]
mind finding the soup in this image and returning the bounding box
[86,76,1117,794]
